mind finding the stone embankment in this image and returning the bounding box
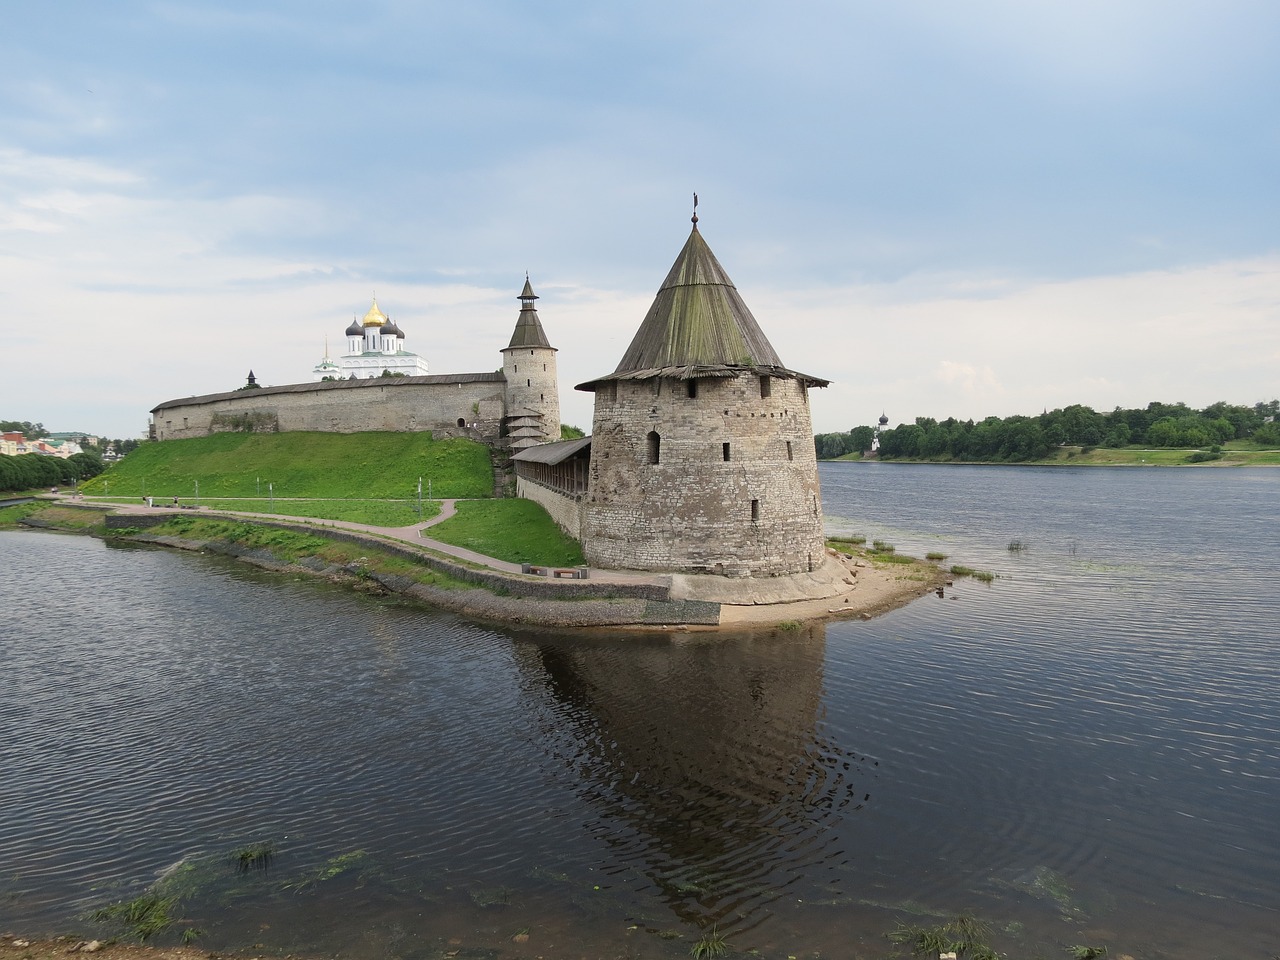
[27,499,944,629]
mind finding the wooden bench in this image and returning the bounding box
[522,564,590,580]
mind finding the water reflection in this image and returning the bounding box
[512,625,877,933]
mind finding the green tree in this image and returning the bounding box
[1104,422,1131,448]
[68,451,105,479]
[1147,418,1180,447]
[1252,421,1280,445]
[815,431,855,459]
[0,420,44,436]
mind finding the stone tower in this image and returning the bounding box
[576,218,829,577]
[501,277,561,452]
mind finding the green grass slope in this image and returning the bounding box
[79,432,494,500]
[428,499,585,567]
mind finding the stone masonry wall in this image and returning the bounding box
[502,346,561,441]
[582,373,825,577]
[515,476,584,540]
[152,377,506,441]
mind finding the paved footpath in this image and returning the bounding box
[80,496,666,588]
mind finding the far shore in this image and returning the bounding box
[825,444,1280,467]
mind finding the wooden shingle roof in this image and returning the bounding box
[505,277,554,350]
[510,436,591,464]
[577,225,827,390]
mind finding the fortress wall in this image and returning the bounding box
[582,374,825,577]
[515,477,584,540]
[152,378,506,441]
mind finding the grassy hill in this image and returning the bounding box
[80,432,495,501]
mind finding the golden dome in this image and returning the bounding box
[362,297,388,327]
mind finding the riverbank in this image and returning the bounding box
[1,936,218,960]
[8,500,945,629]
[830,443,1280,466]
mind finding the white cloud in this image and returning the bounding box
[791,256,1280,432]
[1,4,1278,439]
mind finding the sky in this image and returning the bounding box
[2,1,1277,440]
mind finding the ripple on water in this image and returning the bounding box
[4,463,1280,960]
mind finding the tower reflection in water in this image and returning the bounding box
[511,623,878,935]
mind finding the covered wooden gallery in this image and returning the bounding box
[510,436,591,496]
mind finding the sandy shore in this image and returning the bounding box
[716,550,945,626]
[1,936,214,960]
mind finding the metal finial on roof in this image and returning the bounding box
[692,192,699,226]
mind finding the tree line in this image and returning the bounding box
[0,451,105,493]
[0,420,133,494]
[815,400,1280,463]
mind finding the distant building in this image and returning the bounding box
[313,297,431,380]
[1,432,28,456]
[871,412,888,452]
[24,437,83,458]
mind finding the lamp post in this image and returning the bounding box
[269,482,274,510]
[417,477,423,518]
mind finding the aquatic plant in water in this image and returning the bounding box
[231,841,274,872]
[886,914,995,960]
[469,885,512,907]
[690,924,729,959]
[91,894,177,941]
[282,849,371,892]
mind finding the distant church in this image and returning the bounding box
[312,297,430,380]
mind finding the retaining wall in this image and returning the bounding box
[515,477,585,540]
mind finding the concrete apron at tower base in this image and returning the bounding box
[669,553,863,605]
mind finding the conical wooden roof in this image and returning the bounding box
[505,277,554,350]
[617,225,781,370]
[578,224,826,389]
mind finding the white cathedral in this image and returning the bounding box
[312,297,431,380]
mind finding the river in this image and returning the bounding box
[2,463,1277,959]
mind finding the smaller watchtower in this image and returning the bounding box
[501,277,560,452]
